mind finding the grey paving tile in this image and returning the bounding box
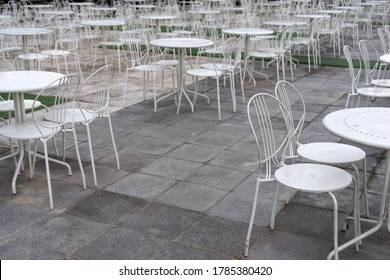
[209,192,285,227]
[165,143,223,163]
[208,150,259,172]
[72,227,169,260]
[97,149,159,172]
[0,241,64,260]
[0,203,50,241]
[111,107,153,121]
[66,191,147,225]
[11,179,95,210]
[119,202,204,239]
[140,157,202,180]
[150,126,200,142]
[137,112,185,126]
[247,229,332,260]
[184,164,250,191]
[178,215,264,258]
[127,136,182,156]
[155,243,223,260]
[191,130,244,148]
[156,181,228,213]
[273,203,349,242]
[106,172,176,200]
[172,117,219,134]
[16,214,111,256]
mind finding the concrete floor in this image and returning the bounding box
[0,31,390,260]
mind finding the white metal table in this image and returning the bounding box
[323,107,390,259]
[150,37,213,114]
[0,71,65,192]
[0,28,53,69]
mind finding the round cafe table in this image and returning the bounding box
[323,107,390,259]
[0,71,65,193]
[150,37,213,114]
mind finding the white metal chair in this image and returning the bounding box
[44,65,120,187]
[244,92,357,260]
[182,37,238,120]
[343,45,390,108]
[0,74,86,209]
[275,80,369,222]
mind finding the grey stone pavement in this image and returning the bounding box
[1,34,390,260]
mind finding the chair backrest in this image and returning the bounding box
[77,64,115,121]
[121,29,147,67]
[358,39,383,85]
[377,27,388,55]
[343,45,364,108]
[247,92,292,180]
[275,80,306,156]
[32,74,80,140]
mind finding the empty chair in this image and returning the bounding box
[0,74,86,209]
[44,65,120,187]
[275,80,369,222]
[182,37,238,120]
[344,45,390,108]
[244,92,357,260]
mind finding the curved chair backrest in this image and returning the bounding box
[121,29,146,67]
[377,27,388,55]
[247,93,292,180]
[32,74,80,140]
[77,64,115,121]
[343,45,365,108]
[358,39,383,85]
[275,80,306,154]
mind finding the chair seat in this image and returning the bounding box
[41,50,71,57]
[275,163,352,193]
[186,68,222,77]
[0,99,42,112]
[157,60,179,66]
[357,86,390,97]
[0,119,60,141]
[200,62,233,72]
[371,79,390,87]
[297,142,366,165]
[99,41,124,48]
[247,51,278,58]
[44,108,94,124]
[18,53,49,61]
[134,64,167,72]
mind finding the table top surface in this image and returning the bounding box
[139,15,177,20]
[295,14,331,19]
[27,4,53,8]
[317,9,345,14]
[38,10,74,15]
[87,7,117,11]
[0,28,53,36]
[151,38,213,49]
[80,19,126,26]
[69,2,95,5]
[0,15,12,19]
[223,28,274,36]
[264,20,307,26]
[0,71,65,93]
[380,54,390,64]
[323,107,390,150]
[187,10,221,14]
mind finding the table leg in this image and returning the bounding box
[327,150,390,259]
[176,48,194,114]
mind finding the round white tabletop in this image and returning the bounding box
[139,15,177,20]
[263,20,307,27]
[323,107,390,150]
[294,14,331,20]
[150,38,213,49]
[87,7,117,11]
[0,71,65,93]
[0,15,12,20]
[223,28,274,36]
[0,27,52,36]
[187,10,221,14]
[379,54,390,64]
[80,19,126,27]
[38,10,74,16]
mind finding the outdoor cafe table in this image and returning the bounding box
[0,27,53,69]
[0,71,64,193]
[150,37,213,114]
[323,107,390,259]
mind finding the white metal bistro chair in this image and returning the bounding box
[44,65,120,187]
[0,74,86,209]
[244,93,357,260]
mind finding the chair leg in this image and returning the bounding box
[328,192,339,260]
[72,128,86,190]
[86,124,97,187]
[270,183,280,230]
[107,115,120,170]
[245,178,261,257]
[42,140,54,210]
[216,78,221,121]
